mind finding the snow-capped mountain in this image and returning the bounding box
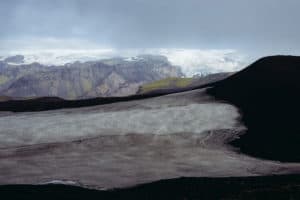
[0,48,247,77]
[0,55,184,99]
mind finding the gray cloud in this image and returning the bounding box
[1,0,300,57]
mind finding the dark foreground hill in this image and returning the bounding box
[207,55,300,162]
[0,175,299,200]
[0,90,194,112]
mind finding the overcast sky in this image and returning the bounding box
[1,0,300,58]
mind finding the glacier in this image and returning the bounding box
[1,48,247,77]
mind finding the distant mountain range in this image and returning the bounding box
[0,55,184,99]
[0,48,245,76]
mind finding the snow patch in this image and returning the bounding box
[40,180,79,185]
[0,103,242,148]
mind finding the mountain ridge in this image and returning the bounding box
[0,55,183,99]
[207,55,300,162]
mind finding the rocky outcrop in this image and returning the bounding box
[3,55,25,64]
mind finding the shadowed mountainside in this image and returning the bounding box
[207,55,300,162]
[0,87,209,112]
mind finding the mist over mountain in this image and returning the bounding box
[0,48,245,76]
[0,49,245,99]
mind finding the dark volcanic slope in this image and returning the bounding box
[207,55,300,162]
[1,175,300,200]
[0,90,186,112]
[0,80,215,112]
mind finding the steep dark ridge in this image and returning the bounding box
[0,83,213,112]
[0,175,299,200]
[0,71,231,112]
[207,55,300,162]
